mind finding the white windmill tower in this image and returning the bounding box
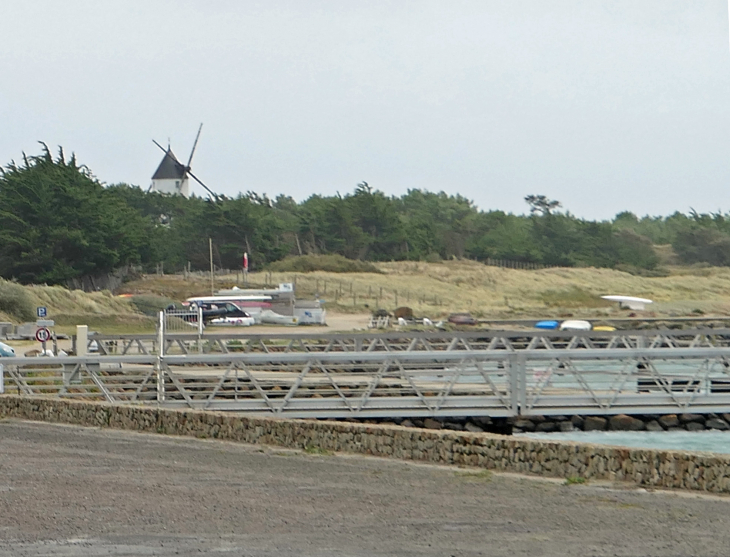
[150,124,218,199]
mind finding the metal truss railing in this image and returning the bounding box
[86,328,730,356]
[4,345,730,418]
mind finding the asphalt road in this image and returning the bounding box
[1,419,730,556]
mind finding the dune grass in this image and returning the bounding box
[0,281,148,333]
[253,260,730,318]
[14,259,726,334]
[120,260,730,319]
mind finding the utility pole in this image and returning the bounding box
[209,238,214,295]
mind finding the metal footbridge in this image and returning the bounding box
[4,328,730,419]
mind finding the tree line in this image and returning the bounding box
[0,146,726,285]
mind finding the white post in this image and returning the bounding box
[197,305,204,354]
[157,310,165,403]
[76,325,88,357]
[209,237,215,295]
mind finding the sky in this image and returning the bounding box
[2,0,730,220]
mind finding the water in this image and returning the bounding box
[520,430,730,455]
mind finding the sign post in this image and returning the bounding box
[36,306,47,318]
[243,252,249,286]
[35,327,51,355]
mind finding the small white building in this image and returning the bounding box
[150,148,190,197]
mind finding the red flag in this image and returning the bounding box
[243,252,249,271]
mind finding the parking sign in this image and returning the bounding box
[37,306,47,318]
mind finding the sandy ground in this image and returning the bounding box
[225,312,372,334]
[1,420,730,556]
[3,312,374,356]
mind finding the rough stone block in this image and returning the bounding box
[645,420,664,432]
[535,421,557,433]
[559,421,575,432]
[470,416,492,427]
[609,414,645,431]
[685,421,705,431]
[659,414,679,429]
[706,418,729,431]
[679,413,705,424]
[570,415,584,429]
[423,418,442,430]
[513,419,536,432]
[583,416,607,431]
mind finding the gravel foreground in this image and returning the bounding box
[1,420,730,556]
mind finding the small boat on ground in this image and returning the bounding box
[559,320,592,331]
[601,295,653,310]
[535,320,559,330]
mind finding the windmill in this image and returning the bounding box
[150,124,219,200]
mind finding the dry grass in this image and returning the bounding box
[27,285,136,316]
[120,260,730,319]
[18,260,729,332]
[257,260,730,318]
[0,283,149,333]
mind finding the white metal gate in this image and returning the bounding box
[163,307,203,334]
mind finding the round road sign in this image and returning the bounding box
[35,327,51,343]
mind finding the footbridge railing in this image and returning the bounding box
[85,328,730,356]
[4,342,730,419]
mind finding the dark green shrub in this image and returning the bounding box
[267,255,382,274]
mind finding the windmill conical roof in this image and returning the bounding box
[152,149,187,180]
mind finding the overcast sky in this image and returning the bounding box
[2,1,730,220]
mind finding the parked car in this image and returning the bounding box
[187,302,255,325]
[447,312,477,326]
[0,341,15,357]
[209,313,255,327]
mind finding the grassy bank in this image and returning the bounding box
[0,280,154,333]
[2,261,728,334]
[119,260,730,319]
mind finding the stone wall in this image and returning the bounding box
[2,395,730,493]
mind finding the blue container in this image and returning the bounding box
[535,320,559,330]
